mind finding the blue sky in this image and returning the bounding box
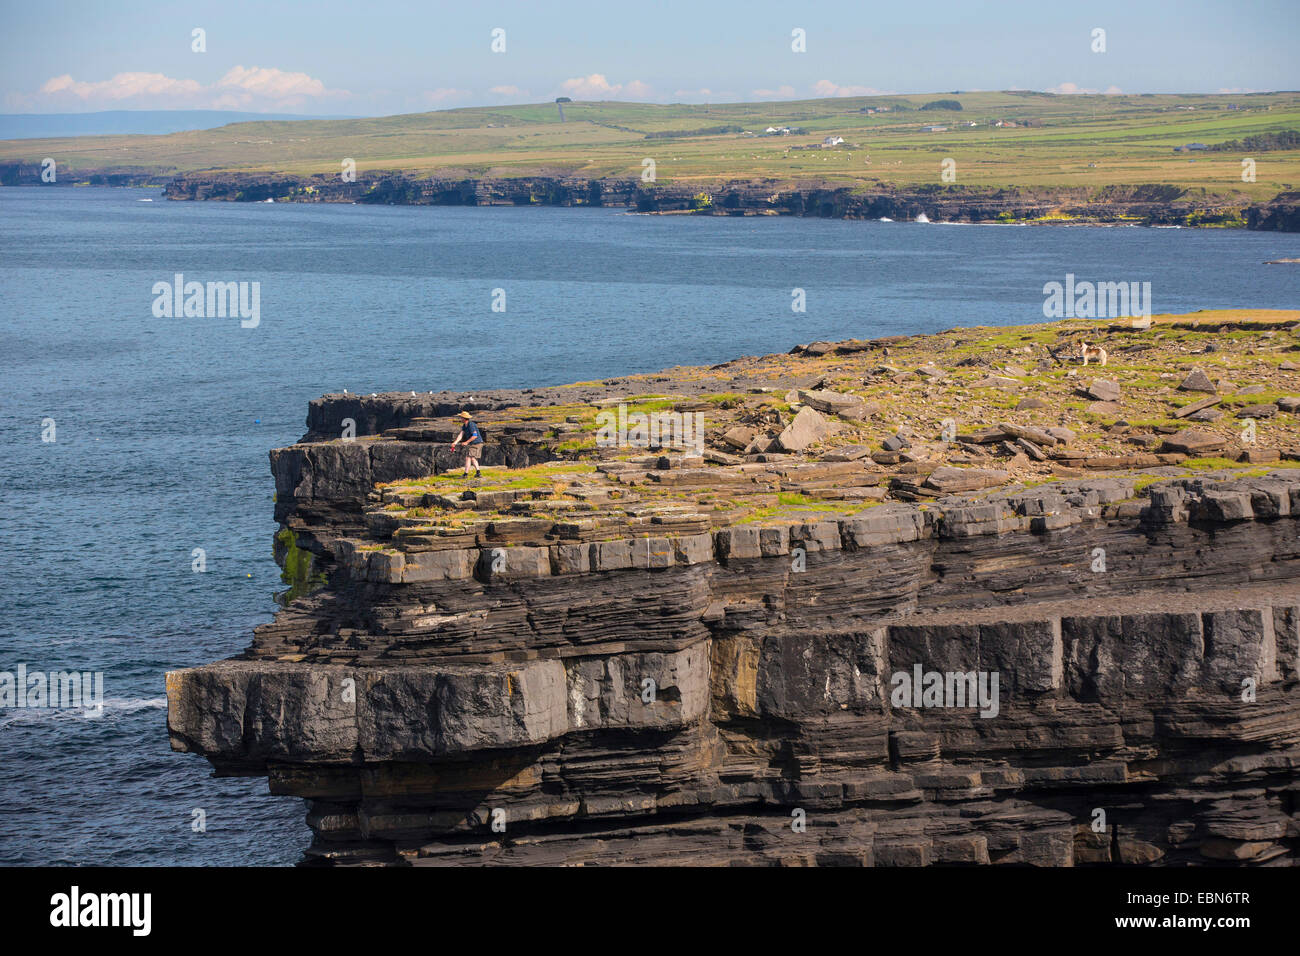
[2,0,1296,114]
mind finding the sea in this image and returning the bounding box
[1,185,1296,865]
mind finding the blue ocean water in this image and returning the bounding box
[0,186,1296,865]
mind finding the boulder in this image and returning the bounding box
[1159,429,1227,455]
[720,425,758,450]
[1237,448,1281,463]
[1178,370,1216,393]
[775,406,840,452]
[997,422,1059,447]
[1016,438,1047,461]
[798,388,866,415]
[1235,403,1278,419]
[1172,395,1220,419]
[956,427,1010,445]
[1084,379,1121,402]
[837,401,882,421]
[823,444,871,461]
[923,466,1008,493]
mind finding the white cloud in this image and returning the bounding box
[215,66,332,106]
[751,85,796,100]
[421,87,471,104]
[39,71,203,101]
[812,80,890,98]
[558,73,654,100]
[622,79,653,98]
[1047,82,1123,95]
[674,88,738,101]
[489,85,527,97]
[26,67,345,111]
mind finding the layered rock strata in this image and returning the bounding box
[169,397,1300,864]
[151,171,1300,231]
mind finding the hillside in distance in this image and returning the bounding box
[2,90,1299,198]
[0,110,361,140]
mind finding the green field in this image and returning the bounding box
[4,90,1299,197]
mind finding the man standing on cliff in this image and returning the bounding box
[450,410,484,479]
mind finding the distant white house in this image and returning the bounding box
[822,135,844,146]
[764,125,792,136]
[920,125,947,132]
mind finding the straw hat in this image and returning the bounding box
[456,411,472,419]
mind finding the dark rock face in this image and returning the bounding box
[153,170,1300,232]
[168,394,1300,866]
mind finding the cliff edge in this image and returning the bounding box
[168,312,1300,865]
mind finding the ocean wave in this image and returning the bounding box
[0,696,166,729]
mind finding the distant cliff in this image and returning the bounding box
[153,170,1300,231]
[4,159,1294,229]
[167,316,1300,865]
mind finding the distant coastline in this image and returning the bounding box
[4,170,1297,230]
[2,91,1297,229]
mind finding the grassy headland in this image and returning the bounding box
[2,91,1298,208]
[351,309,1300,538]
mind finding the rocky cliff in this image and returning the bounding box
[5,159,1293,228]
[168,316,1300,865]
[155,170,1300,231]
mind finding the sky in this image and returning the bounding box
[1,0,1296,115]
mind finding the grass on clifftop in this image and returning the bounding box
[6,91,1299,198]
[363,309,1299,546]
